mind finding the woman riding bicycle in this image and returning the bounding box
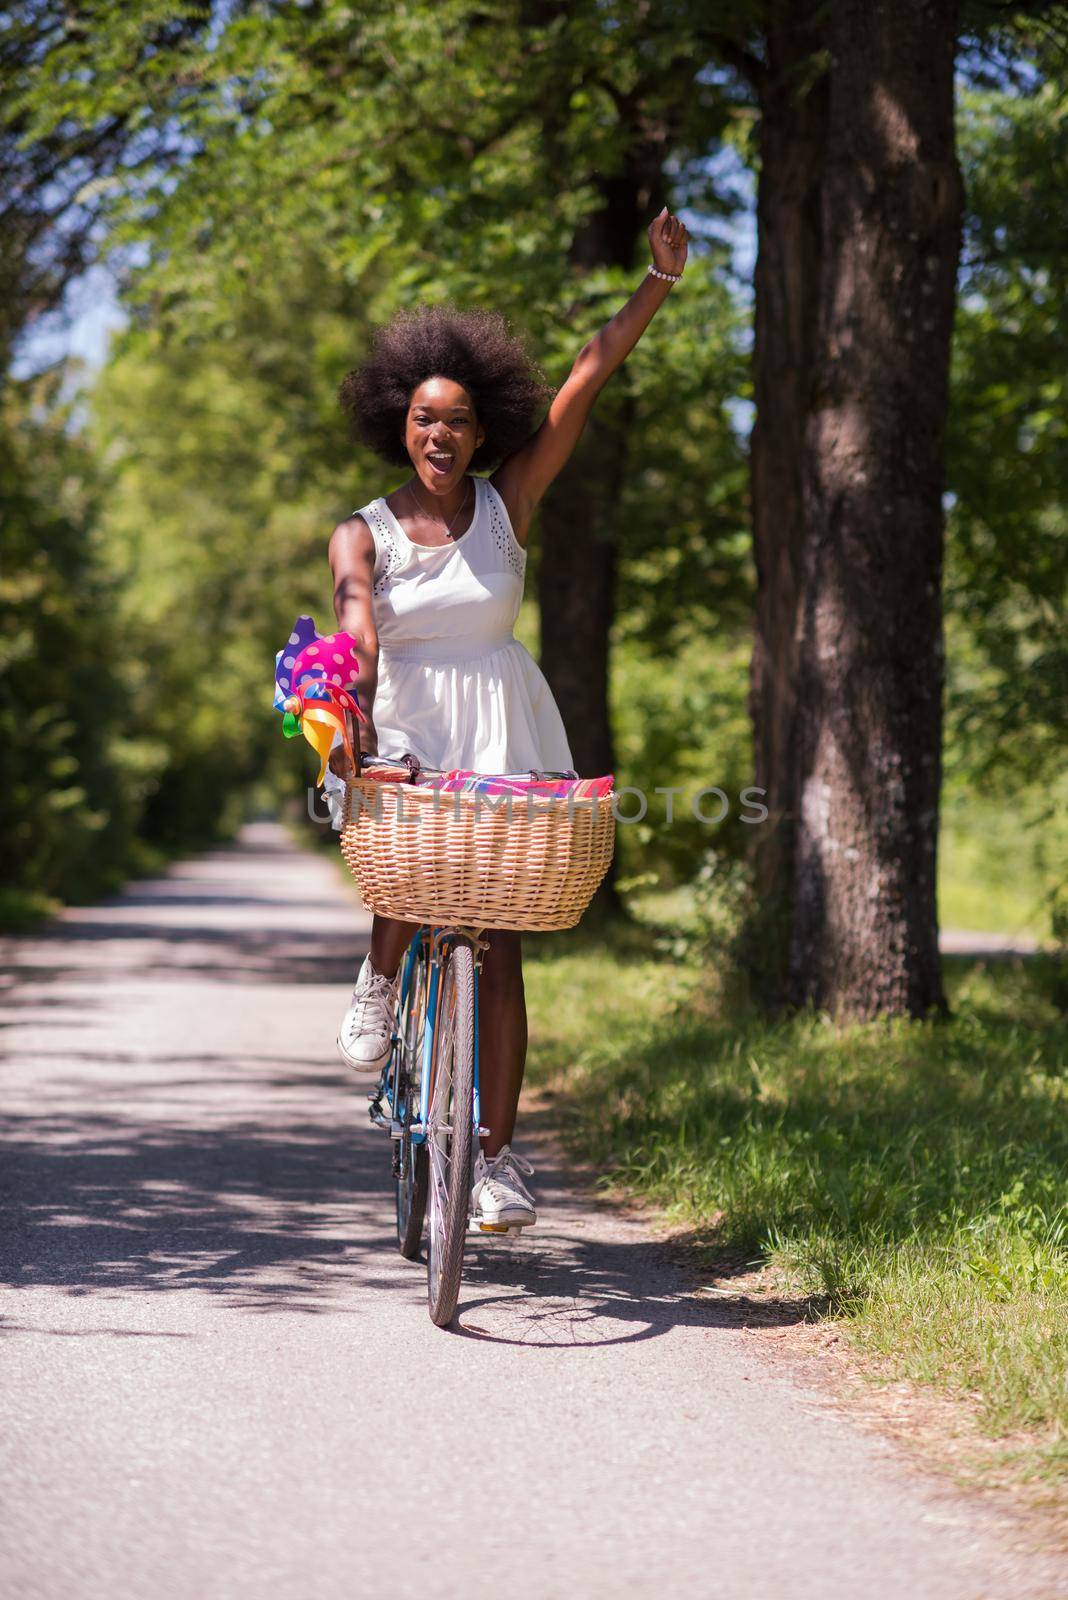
[326,206,688,1231]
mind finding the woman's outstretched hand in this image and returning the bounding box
[648,205,688,277]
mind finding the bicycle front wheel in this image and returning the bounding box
[395,934,429,1259]
[425,937,475,1328]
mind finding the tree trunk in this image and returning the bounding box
[747,6,830,1003]
[789,0,962,1017]
[538,394,631,919]
[537,168,661,918]
[538,391,629,785]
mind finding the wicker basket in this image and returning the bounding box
[339,777,616,931]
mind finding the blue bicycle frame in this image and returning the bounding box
[377,926,482,1145]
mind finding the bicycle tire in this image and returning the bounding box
[395,937,429,1258]
[425,938,475,1328]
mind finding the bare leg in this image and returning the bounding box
[367,918,528,1158]
[475,929,527,1158]
[368,912,420,978]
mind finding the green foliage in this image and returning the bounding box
[0,370,134,901]
[609,257,752,650]
[83,266,364,844]
[611,621,754,888]
[4,2,1065,944]
[0,3,218,359]
[0,355,269,913]
[10,1,745,336]
[939,775,1068,941]
[946,72,1068,792]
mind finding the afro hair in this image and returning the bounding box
[338,303,553,470]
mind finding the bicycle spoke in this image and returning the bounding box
[427,972,457,1291]
[395,935,430,1258]
[424,940,475,1327]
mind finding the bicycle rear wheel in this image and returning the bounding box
[395,935,429,1258]
[425,937,475,1328]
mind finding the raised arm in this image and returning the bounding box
[327,514,380,773]
[491,206,688,543]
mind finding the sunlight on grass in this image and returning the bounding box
[523,917,1068,1484]
[938,780,1066,940]
[632,817,1062,945]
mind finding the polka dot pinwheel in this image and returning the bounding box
[273,615,367,784]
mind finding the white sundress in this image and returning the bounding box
[349,474,574,775]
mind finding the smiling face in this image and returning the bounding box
[403,377,486,495]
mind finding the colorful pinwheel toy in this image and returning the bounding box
[273,615,367,785]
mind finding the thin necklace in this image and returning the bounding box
[407,474,473,541]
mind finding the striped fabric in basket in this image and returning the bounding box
[417,771,613,799]
[358,761,613,800]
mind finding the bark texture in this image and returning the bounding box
[538,398,630,918]
[538,402,627,788]
[789,0,962,1016]
[747,6,830,1000]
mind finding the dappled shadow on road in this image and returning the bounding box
[443,1129,816,1349]
[0,824,370,988]
[3,1051,342,1083]
[0,921,369,987]
[453,1241,805,1348]
[1,822,816,1344]
[0,1323,194,1338]
[0,1104,401,1314]
[0,1095,811,1342]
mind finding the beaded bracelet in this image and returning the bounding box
[648,264,683,282]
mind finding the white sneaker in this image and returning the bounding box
[337,954,400,1074]
[470,1145,537,1228]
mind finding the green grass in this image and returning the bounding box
[939,827,1061,940]
[631,817,1064,946]
[0,886,62,934]
[523,916,1068,1485]
[938,781,1066,940]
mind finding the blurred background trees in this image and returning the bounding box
[2,1,1064,1005]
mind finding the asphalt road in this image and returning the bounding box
[1,823,1062,1600]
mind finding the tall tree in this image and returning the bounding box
[716,3,963,1015]
[789,0,962,1016]
[736,4,829,988]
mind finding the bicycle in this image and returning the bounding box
[337,755,613,1331]
[275,644,610,1326]
[367,915,502,1328]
